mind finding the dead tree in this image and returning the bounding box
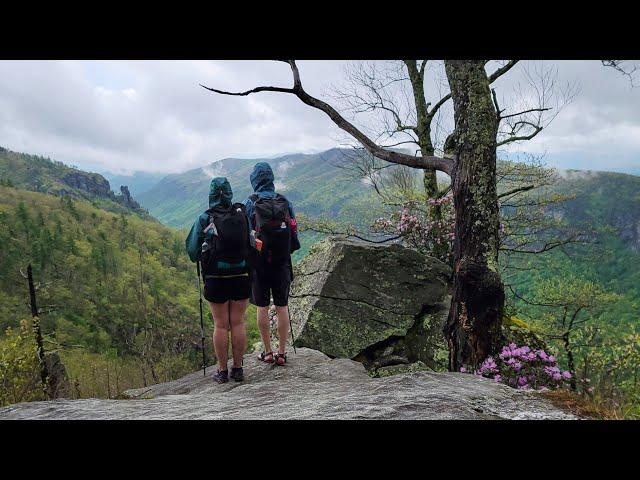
[25,264,49,398]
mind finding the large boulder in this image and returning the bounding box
[289,237,451,371]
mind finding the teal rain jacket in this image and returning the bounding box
[243,162,295,231]
[185,177,233,262]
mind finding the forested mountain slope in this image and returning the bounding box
[0,146,150,218]
[0,184,204,402]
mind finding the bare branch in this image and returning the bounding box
[202,60,454,175]
[199,84,295,96]
[419,60,428,78]
[427,92,452,120]
[403,60,429,136]
[499,236,582,254]
[497,122,543,146]
[491,88,502,119]
[488,60,520,83]
[438,184,452,199]
[427,60,518,122]
[501,107,551,119]
[497,184,535,199]
[602,60,639,86]
[495,61,579,147]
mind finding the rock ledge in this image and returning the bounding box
[0,348,577,420]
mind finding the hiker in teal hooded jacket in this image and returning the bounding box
[243,162,299,366]
[186,177,252,384]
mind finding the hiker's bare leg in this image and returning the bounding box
[257,306,273,353]
[229,299,248,368]
[275,306,289,354]
[210,301,230,371]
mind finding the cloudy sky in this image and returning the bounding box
[0,60,638,176]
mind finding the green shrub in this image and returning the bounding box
[0,320,43,407]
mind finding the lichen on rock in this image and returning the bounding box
[289,237,451,372]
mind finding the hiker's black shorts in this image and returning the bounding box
[204,275,251,304]
[250,265,292,307]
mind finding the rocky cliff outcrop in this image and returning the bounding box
[61,171,115,200]
[290,238,451,372]
[0,348,576,420]
[115,185,147,214]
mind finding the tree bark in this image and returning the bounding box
[443,61,505,371]
[563,332,577,391]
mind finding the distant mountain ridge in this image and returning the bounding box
[551,169,640,252]
[137,148,380,229]
[101,170,166,197]
[136,148,640,253]
[0,146,150,218]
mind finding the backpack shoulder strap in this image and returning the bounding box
[201,210,212,224]
[205,208,216,221]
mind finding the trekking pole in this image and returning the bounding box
[287,258,296,354]
[287,305,297,354]
[196,263,207,376]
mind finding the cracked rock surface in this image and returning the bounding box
[0,348,576,420]
[289,237,451,365]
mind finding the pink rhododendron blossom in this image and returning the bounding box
[371,195,455,264]
[463,342,572,392]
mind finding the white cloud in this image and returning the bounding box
[0,60,344,173]
[202,162,227,180]
[277,160,294,176]
[0,60,639,175]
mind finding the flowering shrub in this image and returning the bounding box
[470,343,572,391]
[371,195,455,264]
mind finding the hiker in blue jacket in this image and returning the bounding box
[244,162,299,366]
[186,177,252,384]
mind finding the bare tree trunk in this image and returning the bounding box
[148,360,159,384]
[106,362,111,399]
[443,61,505,371]
[140,359,148,387]
[563,332,578,391]
[27,264,49,398]
[404,60,442,218]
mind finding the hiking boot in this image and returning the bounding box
[229,367,244,382]
[213,369,229,384]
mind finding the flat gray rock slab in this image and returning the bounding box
[0,348,576,420]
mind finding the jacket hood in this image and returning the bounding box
[250,162,275,193]
[208,177,233,209]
